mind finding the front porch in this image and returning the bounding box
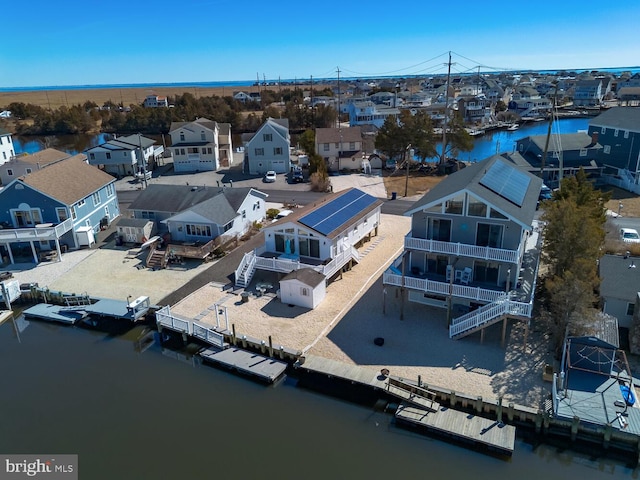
[0,218,74,264]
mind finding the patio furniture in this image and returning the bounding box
[460,267,472,285]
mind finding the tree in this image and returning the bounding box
[441,111,473,162]
[540,168,609,356]
[375,110,436,162]
[298,129,315,155]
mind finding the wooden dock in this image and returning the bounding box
[295,354,388,389]
[23,303,88,324]
[395,403,516,457]
[199,346,287,384]
[23,296,151,324]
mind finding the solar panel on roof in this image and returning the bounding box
[479,160,531,207]
[299,190,378,236]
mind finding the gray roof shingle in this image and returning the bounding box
[589,107,640,133]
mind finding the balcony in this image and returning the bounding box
[0,218,74,242]
[404,234,520,264]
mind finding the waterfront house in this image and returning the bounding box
[143,94,168,108]
[383,156,543,340]
[245,118,291,175]
[0,156,119,263]
[456,96,492,125]
[0,148,82,185]
[315,127,364,172]
[0,127,15,166]
[572,79,604,107]
[279,268,326,309]
[235,188,382,289]
[588,107,640,173]
[599,254,640,332]
[128,184,267,242]
[169,118,233,173]
[233,91,260,103]
[85,134,158,178]
[348,101,400,129]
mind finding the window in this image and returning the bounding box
[467,195,487,217]
[223,221,233,232]
[2,153,5,160]
[255,148,264,156]
[427,218,451,241]
[274,147,282,155]
[77,199,85,208]
[604,145,611,154]
[6,169,13,176]
[489,208,507,219]
[624,130,630,139]
[56,207,68,222]
[263,133,272,142]
[614,129,619,137]
[207,147,212,154]
[106,152,111,159]
[301,287,309,297]
[141,211,155,219]
[89,153,95,160]
[323,144,330,151]
[180,132,185,141]
[186,224,212,237]
[349,142,355,150]
[474,260,499,284]
[242,210,246,219]
[71,207,77,220]
[627,303,635,316]
[92,192,100,206]
[188,147,198,154]
[444,194,464,215]
[299,237,320,258]
[476,223,503,248]
[601,127,606,134]
[201,131,206,141]
[106,183,114,196]
[579,149,587,157]
[335,143,339,148]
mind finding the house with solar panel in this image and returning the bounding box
[234,188,383,304]
[383,156,543,340]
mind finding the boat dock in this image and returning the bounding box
[199,346,287,384]
[296,354,515,457]
[23,296,152,324]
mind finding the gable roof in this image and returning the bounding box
[598,254,640,301]
[12,148,73,166]
[281,268,326,288]
[19,156,115,205]
[315,127,362,144]
[404,156,543,229]
[589,107,640,133]
[520,132,602,152]
[85,134,155,153]
[129,184,265,215]
[169,117,218,134]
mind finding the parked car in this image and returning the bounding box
[264,171,277,183]
[272,209,293,223]
[620,228,640,244]
[291,170,304,183]
[539,185,553,201]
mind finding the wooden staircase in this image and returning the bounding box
[146,248,167,270]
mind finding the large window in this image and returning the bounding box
[444,194,464,215]
[428,218,451,241]
[299,237,320,258]
[426,254,448,275]
[106,183,114,196]
[255,148,264,156]
[92,192,100,206]
[186,224,212,237]
[56,207,68,222]
[467,195,487,217]
[474,260,499,284]
[476,223,503,248]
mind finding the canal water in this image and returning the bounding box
[12,119,591,163]
[0,319,632,480]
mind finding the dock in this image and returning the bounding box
[199,346,287,384]
[395,403,516,457]
[23,296,151,324]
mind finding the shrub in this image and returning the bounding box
[266,208,280,220]
[310,172,331,192]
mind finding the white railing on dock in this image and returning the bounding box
[156,306,224,349]
[404,235,520,264]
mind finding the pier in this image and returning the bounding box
[199,346,287,384]
[23,295,151,324]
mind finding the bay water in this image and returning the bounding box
[0,319,633,480]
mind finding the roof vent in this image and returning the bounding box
[191,186,198,192]
[630,261,636,269]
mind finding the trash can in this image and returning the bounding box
[241,292,250,303]
[391,192,397,200]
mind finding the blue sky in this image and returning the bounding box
[2,1,639,88]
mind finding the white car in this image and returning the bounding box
[620,228,640,243]
[264,171,277,183]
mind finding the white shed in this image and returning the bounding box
[279,268,326,309]
[116,218,156,244]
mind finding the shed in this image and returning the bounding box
[116,218,156,244]
[279,268,326,309]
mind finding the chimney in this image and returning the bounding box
[590,131,599,147]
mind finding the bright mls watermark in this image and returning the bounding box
[0,455,77,479]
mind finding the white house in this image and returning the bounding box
[315,127,364,172]
[0,128,15,165]
[85,134,156,177]
[279,268,326,309]
[235,188,383,288]
[143,94,168,108]
[169,118,229,173]
[245,118,291,175]
[348,101,400,129]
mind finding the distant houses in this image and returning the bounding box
[143,94,168,108]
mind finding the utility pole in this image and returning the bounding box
[541,81,559,181]
[336,67,341,130]
[404,144,412,197]
[310,75,314,127]
[440,52,454,166]
[138,133,148,189]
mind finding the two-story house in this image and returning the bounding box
[588,107,640,173]
[0,128,15,166]
[143,94,168,108]
[169,118,230,173]
[235,188,382,292]
[0,156,119,263]
[85,134,156,178]
[348,101,400,129]
[245,118,290,175]
[315,127,363,172]
[383,156,543,340]
[0,149,82,185]
[573,79,603,107]
[456,96,492,124]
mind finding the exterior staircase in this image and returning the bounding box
[449,294,532,339]
[146,248,167,270]
[235,253,257,288]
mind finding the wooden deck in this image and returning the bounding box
[23,297,151,324]
[395,403,516,457]
[199,346,287,384]
[295,354,387,389]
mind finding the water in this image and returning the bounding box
[0,319,633,479]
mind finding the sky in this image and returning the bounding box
[2,1,640,88]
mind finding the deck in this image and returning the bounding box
[23,297,151,324]
[395,403,516,457]
[199,346,287,384]
[295,354,387,389]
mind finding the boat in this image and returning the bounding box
[507,124,519,131]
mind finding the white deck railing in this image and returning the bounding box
[448,295,532,338]
[0,218,73,242]
[404,234,520,264]
[156,305,225,349]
